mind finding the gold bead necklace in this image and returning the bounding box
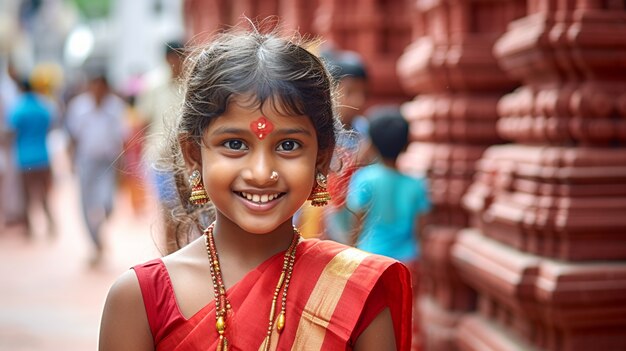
[204,223,300,351]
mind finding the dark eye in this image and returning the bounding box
[223,140,248,150]
[277,140,300,152]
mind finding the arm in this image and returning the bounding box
[346,169,370,247]
[353,308,397,351]
[99,270,154,351]
[348,210,364,247]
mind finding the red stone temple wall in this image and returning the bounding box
[183,1,626,350]
[396,0,526,349]
[183,0,412,105]
[455,1,626,350]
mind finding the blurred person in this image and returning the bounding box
[120,93,148,215]
[346,106,431,261]
[6,78,55,238]
[302,50,371,241]
[0,82,8,232]
[1,58,28,229]
[66,73,127,266]
[325,50,370,134]
[346,106,431,351]
[136,41,186,250]
[30,62,65,129]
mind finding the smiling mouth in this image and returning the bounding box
[237,191,286,204]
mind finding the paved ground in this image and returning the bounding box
[0,143,162,351]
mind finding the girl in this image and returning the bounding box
[99,28,412,351]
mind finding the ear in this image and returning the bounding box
[179,133,202,172]
[316,147,333,175]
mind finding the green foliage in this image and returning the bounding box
[69,0,110,18]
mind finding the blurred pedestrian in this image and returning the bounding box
[120,93,148,215]
[347,106,431,260]
[317,50,372,242]
[1,59,28,230]
[136,41,186,250]
[65,73,127,266]
[325,50,370,135]
[346,106,431,350]
[0,84,9,232]
[6,78,55,238]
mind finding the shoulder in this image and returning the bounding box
[400,172,428,189]
[294,241,412,348]
[68,93,91,107]
[300,239,408,285]
[302,239,399,262]
[66,93,91,115]
[105,94,127,110]
[105,259,166,311]
[351,164,379,183]
[100,268,154,350]
[104,268,145,314]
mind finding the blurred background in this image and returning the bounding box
[1,0,625,350]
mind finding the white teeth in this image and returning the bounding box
[240,192,280,203]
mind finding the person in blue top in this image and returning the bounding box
[7,78,55,238]
[346,106,431,262]
[346,106,431,350]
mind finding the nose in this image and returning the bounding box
[241,150,277,186]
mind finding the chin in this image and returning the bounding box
[237,217,291,235]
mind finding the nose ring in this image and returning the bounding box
[270,171,279,181]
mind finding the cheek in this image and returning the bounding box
[285,156,317,193]
[199,151,233,189]
[291,164,315,187]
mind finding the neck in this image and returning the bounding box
[382,158,397,169]
[93,93,105,107]
[211,216,297,267]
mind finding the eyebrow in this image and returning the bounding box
[275,127,313,137]
[210,126,313,137]
[210,126,247,136]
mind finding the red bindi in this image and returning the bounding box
[250,116,274,140]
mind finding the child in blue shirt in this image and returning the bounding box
[7,79,55,237]
[346,106,431,349]
[346,106,431,263]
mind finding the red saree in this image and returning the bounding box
[134,239,413,350]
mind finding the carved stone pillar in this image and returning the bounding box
[396,0,525,349]
[314,0,413,104]
[455,1,626,350]
[183,0,283,43]
[183,0,411,103]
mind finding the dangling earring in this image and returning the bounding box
[189,169,209,206]
[308,172,331,207]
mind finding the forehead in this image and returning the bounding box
[209,97,315,132]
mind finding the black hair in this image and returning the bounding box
[165,40,185,56]
[19,78,32,92]
[367,106,409,160]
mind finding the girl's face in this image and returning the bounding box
[196,97,321,234]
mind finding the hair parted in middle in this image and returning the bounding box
[160,24,342,252]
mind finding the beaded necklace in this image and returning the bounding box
[204,223,300,351]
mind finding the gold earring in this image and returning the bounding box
[308,172,331,207]
[189,170,209,206]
